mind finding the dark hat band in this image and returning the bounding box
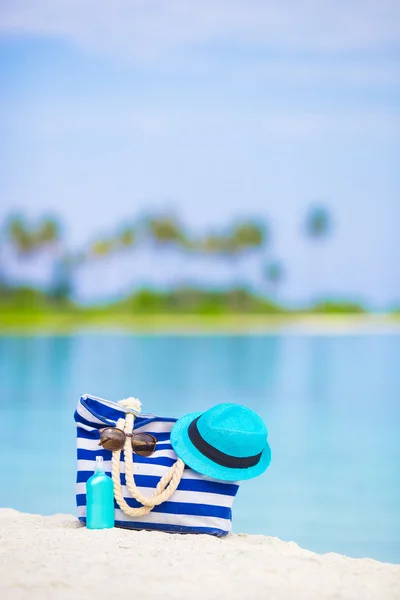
[188,416,262,469]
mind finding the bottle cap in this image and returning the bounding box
[95,455,104,473]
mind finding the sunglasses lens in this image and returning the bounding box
[99,428,125,451]
[132,433,157,457]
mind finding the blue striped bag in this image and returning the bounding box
[75,394,239,536]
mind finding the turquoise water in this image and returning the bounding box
[0,333,399,563]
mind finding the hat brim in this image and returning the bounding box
[170,411,272,482]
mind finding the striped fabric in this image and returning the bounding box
[75,394,239,536]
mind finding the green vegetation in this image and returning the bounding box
[1,283,396,334]
[2,203,383,334]
[312,300,366,314]
[304,205,332,240]
[0,205,333,285]
[1,285,367,317]
[5,214,60,255]
[116,287,283,315]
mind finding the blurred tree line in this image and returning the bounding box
[0,205,342,314]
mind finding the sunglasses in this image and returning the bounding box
[98,427,157,457]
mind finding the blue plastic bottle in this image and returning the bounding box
[86,456,115,529]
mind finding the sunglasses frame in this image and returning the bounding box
[98,427,158,456]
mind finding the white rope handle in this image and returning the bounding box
[111,398,185,517]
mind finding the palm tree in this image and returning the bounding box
[49,255,73,304]
[90,239,115,258]
[229,221,266,253]
[305,206,332,240]
[4,214,67,304]
[199,234,225,255]
[35,217,60,249]
[225,220,268,293]
[304,205,333,305]
[6,215,61,255]
[145,214,187,248]
[86,224,136,261]
[6,215,36,255]
[264,261,284,289]
[118,226,135,249]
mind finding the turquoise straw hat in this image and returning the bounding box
[171,403,271,481]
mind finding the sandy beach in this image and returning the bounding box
[1,313,400,336]
[0,509,399,600]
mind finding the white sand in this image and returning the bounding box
[0,509,399,600]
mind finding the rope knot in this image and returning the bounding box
[118,397,142,412]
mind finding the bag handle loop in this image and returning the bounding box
[111,398,185,517]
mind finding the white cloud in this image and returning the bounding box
[1,1,398,140]
[1,0,399,63]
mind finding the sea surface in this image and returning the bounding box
[0,333,399,563]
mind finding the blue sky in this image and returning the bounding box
[0,1,399,308]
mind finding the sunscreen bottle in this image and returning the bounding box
[86,456,114,529]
